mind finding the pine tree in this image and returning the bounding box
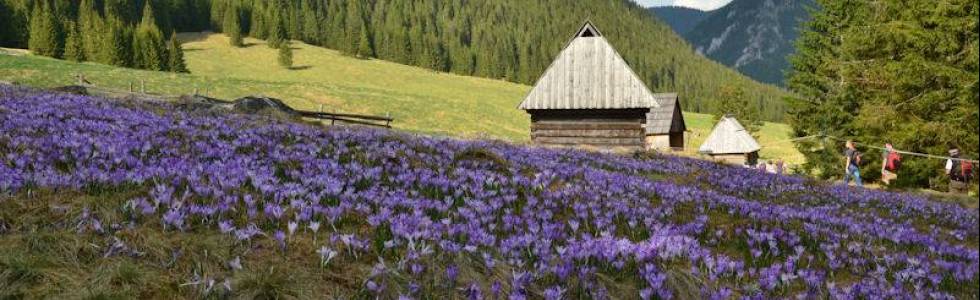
[715,86,762,134]
[267,6,285,49]
[300,1,320,43]
[166,32,188,73]
[286,2,301,40]
[102,15,132,67]
[133,1,166,70]
[27,0,61,58]
[356,26,374,58]
[343,0,365,56]
[324,0,346,49]
[249,1,268,39]
[0,1,30,48]
[77,0,103,62]
[63,21,84,62]
[223,4,243,47]
[278,41,293,69]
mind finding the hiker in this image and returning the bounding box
[881,143,900,186]
[775,159,785,175]
[843,140,862,187]
[758,161,768,173]
[766,160,777,174]
[946,148,973,194]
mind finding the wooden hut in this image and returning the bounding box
[645,94,686,151]
[698,116,761,165]
[518,21,685,151]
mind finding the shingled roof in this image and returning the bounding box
[518,22,661,110]
[699,116,761,154]
[645,93,686,134]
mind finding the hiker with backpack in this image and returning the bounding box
[946,148,973,194]
[844,140,863,187]
[766,160,777,174]
[881,143,901,186]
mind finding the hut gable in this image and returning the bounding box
[645,93,686,135]
[699,116,761,154]
[518,22,661,110]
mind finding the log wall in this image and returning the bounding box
[528,109,647,150]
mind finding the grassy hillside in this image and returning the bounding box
[2,33,530,140]
[0,33,802,164]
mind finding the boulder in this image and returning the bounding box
[176,94,233,111]
[232,96,298,116]
[51,85,88,95]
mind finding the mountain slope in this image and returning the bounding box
[683,0,813,86]
[649,6,712,36]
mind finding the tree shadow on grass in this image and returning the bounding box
[288,66,312,71]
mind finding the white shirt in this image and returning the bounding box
[946,159,954,172]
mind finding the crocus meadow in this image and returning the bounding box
[1,86,977,299]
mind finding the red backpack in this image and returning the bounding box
[885,151,901,171]
[952,159,974,182]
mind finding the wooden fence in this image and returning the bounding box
[298,110,393,128]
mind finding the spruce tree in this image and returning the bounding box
[0,2,11,45]
[356,26,373,59]
[267,7,285,49]
[133,1,166,70]
[223,5,243,47]
[102,15,132,67]
[300,1,320,43]
[278,41,293,69]
[63,21,85,62]
[324,0,346,49]
[267,24,283,48]
[166,32,188,73]
[249,1,268,39]
[77,0,103,62]
[343,1,365,56]
[27,1,61,58]
[715,86,762,134]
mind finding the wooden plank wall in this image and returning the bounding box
[528,109,647,149]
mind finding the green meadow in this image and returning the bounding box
[0,33,802,164]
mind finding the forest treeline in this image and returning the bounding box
[788,0,978,188]
[0,0,194,72]
[0,0,791,121]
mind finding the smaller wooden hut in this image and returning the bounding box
[699,116,761,165]
[645,94,686,151]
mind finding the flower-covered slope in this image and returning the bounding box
[0,86,977,299]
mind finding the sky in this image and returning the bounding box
[635,0,733,11]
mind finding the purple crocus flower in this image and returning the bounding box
[446,264,459,283]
